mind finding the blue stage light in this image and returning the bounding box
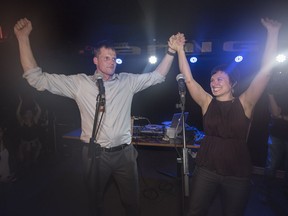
[189,57,198,63]
[116,58,123,64]
[234,55,243,63]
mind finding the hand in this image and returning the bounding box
[168,32,186,52]
[261,18,282,33]
[14,18,32,39]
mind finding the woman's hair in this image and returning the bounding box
[211,64,239,87]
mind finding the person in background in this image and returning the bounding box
[171,18,281,216]
[14,17,183,216]
[38,108,51,157]
[16,96,42,173]
[0,123,13,215]
[0,124,13,183]
[261,69,288,203]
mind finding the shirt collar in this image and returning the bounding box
[92,71,118,82]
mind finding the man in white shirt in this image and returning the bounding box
[14,18,183,216]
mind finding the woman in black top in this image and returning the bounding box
[171,18,282,216]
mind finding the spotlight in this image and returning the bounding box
[148,56,157,64]
[276,54,286,63]
[116,58,123,64]
[234,55,243,63]
[189,56,198,63]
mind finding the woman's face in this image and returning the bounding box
[210,71,233,99]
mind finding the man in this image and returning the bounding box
[14,18,182,216]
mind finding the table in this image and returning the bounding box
[62,128,200,149]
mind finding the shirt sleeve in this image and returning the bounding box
[23,67,80,99]
[128,70,166,93]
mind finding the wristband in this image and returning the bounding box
[167,50,176,56]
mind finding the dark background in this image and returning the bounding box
[1,0,288,166]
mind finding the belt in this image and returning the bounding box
[101,144,129,152]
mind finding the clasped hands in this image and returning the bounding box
[168,32,186,53]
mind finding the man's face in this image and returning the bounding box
[210,71,232,98]
[93,47,117,80]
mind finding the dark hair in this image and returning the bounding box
[211,64,239,86]
[93,40,116,57]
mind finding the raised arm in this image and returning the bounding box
[267,93,281,117]
[153,34,181,76]
[14,18,38,73]
[240,18,282,118]
[172,33,212,114]
[267,93,288,121]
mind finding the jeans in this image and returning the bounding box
[186,166,251,216]
[82,144,140,216]
[265,135,288,178]
[264,135,288,195]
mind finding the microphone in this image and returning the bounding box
[95,73,105,97]
[176,74,186,103]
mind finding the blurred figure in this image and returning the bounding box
[16,96,42,174]
[261,69,288,203]
[0,124,12,183]
[38,108,52,157]
[0,124,12,216]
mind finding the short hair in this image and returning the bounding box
[211,64,239,86]
[93,40,116,57]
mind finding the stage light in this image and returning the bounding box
[276,54,286,63]
[148,56,157,64]
[189,56,198,63]
[234,55,243,63]
[116,58,123,64]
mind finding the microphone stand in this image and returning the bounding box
[86,93,105,192]
[181,107,189,198]
[89,94,105,156]
[176,94,189,216]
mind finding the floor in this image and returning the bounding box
[1,139,288,216]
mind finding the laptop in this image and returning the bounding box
[170,112,189,129]
[165,112,189,139]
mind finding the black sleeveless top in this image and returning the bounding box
[196,98,252,177]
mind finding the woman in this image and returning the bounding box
[172,18,282,216]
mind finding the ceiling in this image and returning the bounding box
[1,0,288,47]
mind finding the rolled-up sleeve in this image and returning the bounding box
[23,67,79,99]
[129,70,166,93]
